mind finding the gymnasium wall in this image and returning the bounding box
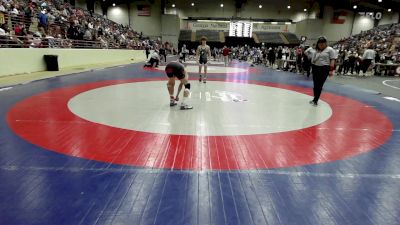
[379,12,400,26]
[161,14,180,48]
[0,49,146,77]
[107,5,130,26]
[106,1,162,37]
[352,14,375,35]
[129,1,162,37]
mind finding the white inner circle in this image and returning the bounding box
[156,65,248,74]
[68,81,333,136]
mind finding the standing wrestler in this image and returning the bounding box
[196,36,211,83]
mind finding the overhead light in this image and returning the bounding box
[172,4,175,7]
[353,5,357,9]
[287,5,291,9]
[304,8,307,12]
[112,3,115,6]
[388,8,392,12]
[378,0,382,2]
[271,22,278,25]
[220,3,224,7]
[259,4,262,8]
[285,22,291,24]
[191,2,194,6]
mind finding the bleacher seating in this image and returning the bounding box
[283,33,300,45]
[178,30,192,41]
[195,30,220,42]
[255,32,284,44]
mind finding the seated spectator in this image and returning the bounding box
[0,2,6,12]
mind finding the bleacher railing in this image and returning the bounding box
[0,35,147,49]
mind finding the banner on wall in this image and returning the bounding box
[187,21,296,33]
[187,22,229,31]
[137,5,151,16]
[252,23,296,33]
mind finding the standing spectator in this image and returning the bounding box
[374,50,381,75]
[145,45,150,59]
[355,53,362,75]
[336,50,345,75]
[302,48,311,77]
[23,3,33,31]
[268,47,276,68]
[222,45,230,67]
[296,47,303,73]
[361,45,376,76]
[159,45,167,63]
[346,50,356,75]
[310,36,337,106]
[276,46,283,71]
[181,44,187,62]
[38,9,48,32]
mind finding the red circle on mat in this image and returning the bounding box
[6,78,393,170]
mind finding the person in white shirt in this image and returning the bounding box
[304,44,316,60]
[310,36,337,106]
[0,2,6,12]
[144,50,160,68]
[361,46,376,76]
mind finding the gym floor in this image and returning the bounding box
[0,59,399,225]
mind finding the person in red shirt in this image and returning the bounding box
[14,23,23,36]
[222,46,230,67]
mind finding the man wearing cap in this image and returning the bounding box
[310,36,337,106]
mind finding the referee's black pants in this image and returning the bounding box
[362,59,372,73]
[312,65,329,103]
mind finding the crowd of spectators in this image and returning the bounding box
[177,23,400,76]
[333,23,400,75]
[0,0,161,49]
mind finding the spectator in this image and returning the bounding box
[38,9,48,32]
[0,2,6,12]
[361,45,376,76]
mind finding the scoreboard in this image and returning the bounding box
[229,21,253,37]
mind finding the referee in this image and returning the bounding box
[310,36,337,106]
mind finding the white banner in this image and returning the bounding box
[187,22,229,31]
[252,23,296,33]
